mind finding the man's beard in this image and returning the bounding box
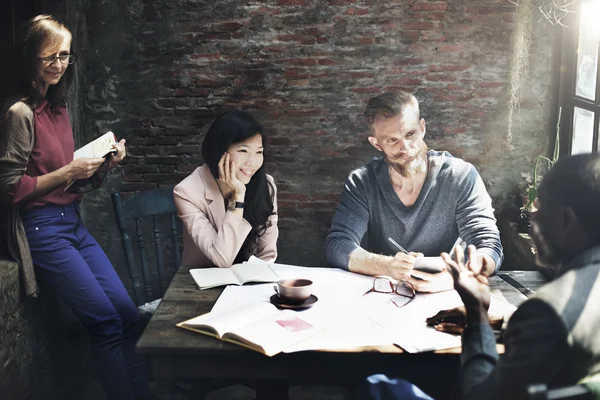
[385,143,429,178]
[531,222,564,275]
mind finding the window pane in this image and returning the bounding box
[572,107,595,154]
[575,0,600,101]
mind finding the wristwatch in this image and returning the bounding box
[227,198,245,211]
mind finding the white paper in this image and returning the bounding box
[73,131,117,159]
[183,302,278,338]
[190,262,278,290]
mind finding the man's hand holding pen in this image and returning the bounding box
[387,237,455,293]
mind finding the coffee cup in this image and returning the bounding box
[274,279,313,305]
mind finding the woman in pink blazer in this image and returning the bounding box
[174,110,278,267]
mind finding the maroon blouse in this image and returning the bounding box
[11,100,79,207]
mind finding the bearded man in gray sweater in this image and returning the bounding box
[325,91,503,292]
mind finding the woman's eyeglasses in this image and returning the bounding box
[39,54,77,65]
[363,276,416,308]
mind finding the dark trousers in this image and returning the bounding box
[21,203,152,400]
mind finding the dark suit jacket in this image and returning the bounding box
[461,246,600,400]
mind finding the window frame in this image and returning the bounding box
[558,0,600,156]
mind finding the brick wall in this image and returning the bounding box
[47,0,559,273]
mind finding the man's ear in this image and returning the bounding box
[368,136,382,152]
[562,206,581,237]
[420,118,426,138]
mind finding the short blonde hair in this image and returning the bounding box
[364,91,420,128]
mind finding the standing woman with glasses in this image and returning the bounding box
[174,109,278,268]
[0,15,154,400]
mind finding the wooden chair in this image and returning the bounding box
[112,187,228,399]
[111,186,181,307]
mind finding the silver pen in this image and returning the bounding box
[388,237,409,255]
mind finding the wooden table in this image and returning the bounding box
[137,266,547,400]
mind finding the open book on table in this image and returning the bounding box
[65,131,118,191]
[189,260,278,290]
[176,302,324,356]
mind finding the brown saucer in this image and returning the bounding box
[270,294,318,310]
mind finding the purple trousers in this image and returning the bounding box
[21,203,152,400]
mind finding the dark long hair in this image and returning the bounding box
[201,110,275,259]
[13,15,75,108]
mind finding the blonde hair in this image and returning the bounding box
[18,15,74,107]
[364,91,420,128]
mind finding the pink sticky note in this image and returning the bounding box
[276,317,313,332]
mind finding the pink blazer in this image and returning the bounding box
[173,165,278,268]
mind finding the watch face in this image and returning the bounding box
[227,198,235,211]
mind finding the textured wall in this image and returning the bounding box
[52,0,559,273]
[0,259,93,400]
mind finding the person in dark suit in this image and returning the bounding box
[441,152,600,400]
[357,153,600,400]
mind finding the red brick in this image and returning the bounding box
[438,44,464,52]
[286,108,322,116]
[278,193,310,201]
[190,52,221,60]
[318,58,337,65]
[345,7,369,16]
[195,79,228,87]
[277,201,298,210]
[479,82,506,88]
[411,2,448,11]
[351,71,375,78]
[297,201,337,210]
[285,69,309,79]
[351,87,380,94]
[249,7,281,16]
[390,78,422,85]
[426,75,457,82]
[276,0,310,5]
[264,46,285,52]
[430,64,470,72]
[311,193,342,202]
[283,57,317,66]
[216,21,245,32]
[403,22,435,30]
[358,37,375,45]
[393,58,425,66]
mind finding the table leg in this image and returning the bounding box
[255,380,289,400]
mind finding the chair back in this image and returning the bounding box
[528,383,594,400]
[111,187,181,306]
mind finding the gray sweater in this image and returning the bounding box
[325,150,503,270]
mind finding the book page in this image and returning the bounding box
[223,310,325,356]
[231,263,278,285]
[74,131,117,159]
[189,268,240,290]
[180,302,279,338]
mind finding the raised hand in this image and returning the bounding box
[67,157,106,181]
[441,245,491,314]
[216,153,246,200]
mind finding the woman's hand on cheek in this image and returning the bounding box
[216,153,246,200]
